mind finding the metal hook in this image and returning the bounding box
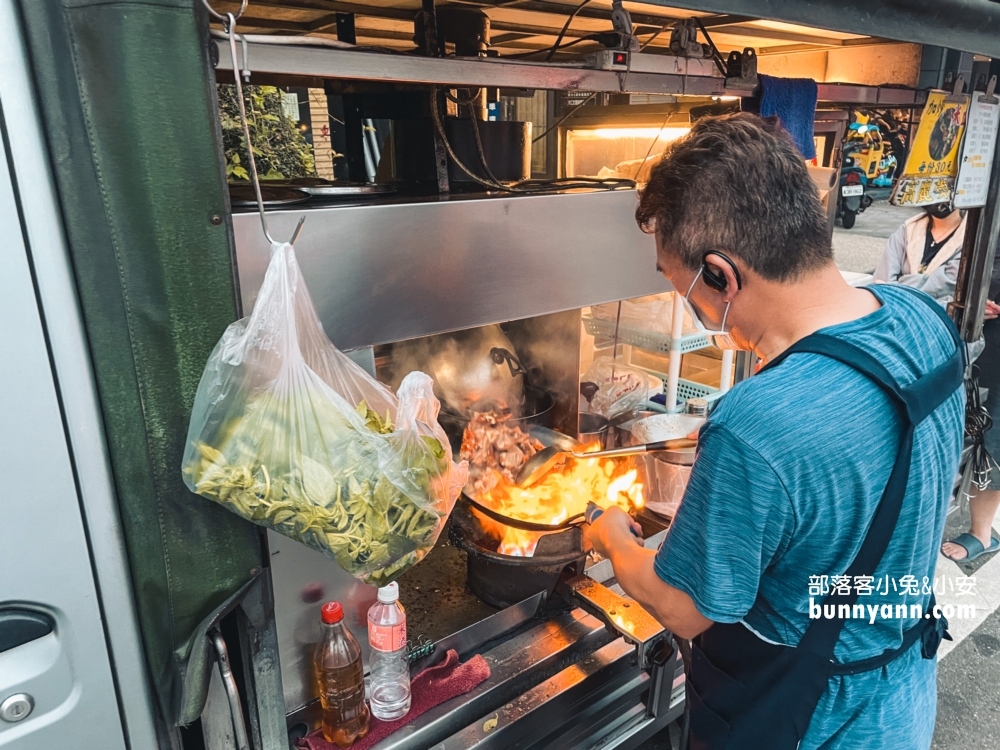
[945,74,966,101]
[223,12,305,245]
[201,0,247,24]
[290,216,306,244]
[240,35,251,83]
[980,75,999,105]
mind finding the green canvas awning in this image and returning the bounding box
[14,0,263,730]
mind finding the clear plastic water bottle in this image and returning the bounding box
[367,582,411,720]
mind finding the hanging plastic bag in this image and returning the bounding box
[182,242,468,587]
[591,293,697,336]
[580,357,653,419]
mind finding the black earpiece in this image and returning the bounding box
[702,251,743,292]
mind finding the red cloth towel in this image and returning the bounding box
[296,650,491,750]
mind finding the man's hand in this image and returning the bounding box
[585,507,714,640]
[985,300,1000,320]
[587,505,643,558]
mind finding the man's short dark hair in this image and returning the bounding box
[636,113,833,282]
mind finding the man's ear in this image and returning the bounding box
[703,252,743,302]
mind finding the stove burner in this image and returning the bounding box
[449,500,586,609]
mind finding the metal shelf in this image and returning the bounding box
[215,40,726,95]
[582,315,710,354]
[815,83,928,106]
[215,39,928,104]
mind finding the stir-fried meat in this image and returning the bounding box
[461,411,543,496]
[498,446,525,469]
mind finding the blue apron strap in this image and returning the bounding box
[760,325,963,660]
[799,423,915,656]
[764,331,963,425]
[763,333,906,410]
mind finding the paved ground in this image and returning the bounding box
[933,558,1000,750]
[832,200,922,274]
[936,607,1000,748]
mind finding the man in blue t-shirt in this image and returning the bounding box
[587,114,964,749]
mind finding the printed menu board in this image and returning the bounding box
[954,92,1000,208]
[892,90,970,207]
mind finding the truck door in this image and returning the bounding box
[0,109,130,750]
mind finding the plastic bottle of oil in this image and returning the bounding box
[313,601,370,747]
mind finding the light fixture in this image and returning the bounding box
[574,126,691,141]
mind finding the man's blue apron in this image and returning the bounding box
[687,289,965,749]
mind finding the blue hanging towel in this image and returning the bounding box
[742,74,818,160]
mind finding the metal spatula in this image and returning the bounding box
[516,438,697,487]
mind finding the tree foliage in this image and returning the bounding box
[219,84,315,180]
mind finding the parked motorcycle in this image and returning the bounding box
[836,116,896,229]
[837,148,872,229]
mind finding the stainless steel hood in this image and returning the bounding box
[232,190,669,349]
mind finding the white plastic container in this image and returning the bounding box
[367,582,411,720]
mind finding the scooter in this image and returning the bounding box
[837,146,873,229]
[836,116,898,228]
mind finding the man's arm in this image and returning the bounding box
[588,422,794,641]
[588,507,714,639]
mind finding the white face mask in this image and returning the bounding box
[679,269,743,350]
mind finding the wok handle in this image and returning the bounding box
[585,502,642,538]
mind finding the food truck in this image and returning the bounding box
[2,0,999,748]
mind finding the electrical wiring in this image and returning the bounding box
[631,107,676,180]
[545,0,592,62]
[430,90,635,194]
[964,366,998,490]
[445,88,482,106]
[506,35,594,60]
[640,25,669,51]
[429,92,503,190]
[503,0,593,61]
[531,92,597,143]
[693,18,729,77]
[465,102,506,186]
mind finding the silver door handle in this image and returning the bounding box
[211,630,250,750]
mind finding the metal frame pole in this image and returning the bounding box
[332,14,368,184]
[951,122,1000,341]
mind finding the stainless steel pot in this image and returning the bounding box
[578,412,610,448]
[620,412,699,518]
[390,325,526,418]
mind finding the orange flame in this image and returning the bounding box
[476,443,644,556]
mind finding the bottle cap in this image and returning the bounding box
[320,601,344,624]
[377,582,399,604]
[685,397,709,416]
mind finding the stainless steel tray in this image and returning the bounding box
[297,182,393,197]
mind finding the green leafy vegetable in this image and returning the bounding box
[187,395,448,587]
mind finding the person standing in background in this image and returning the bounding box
[942,257,1000,563]
[874,203,966,304]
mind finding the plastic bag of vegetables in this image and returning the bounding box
[182,241,468,587]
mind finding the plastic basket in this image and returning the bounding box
[634,365,724,413]
[582,316,710,355]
